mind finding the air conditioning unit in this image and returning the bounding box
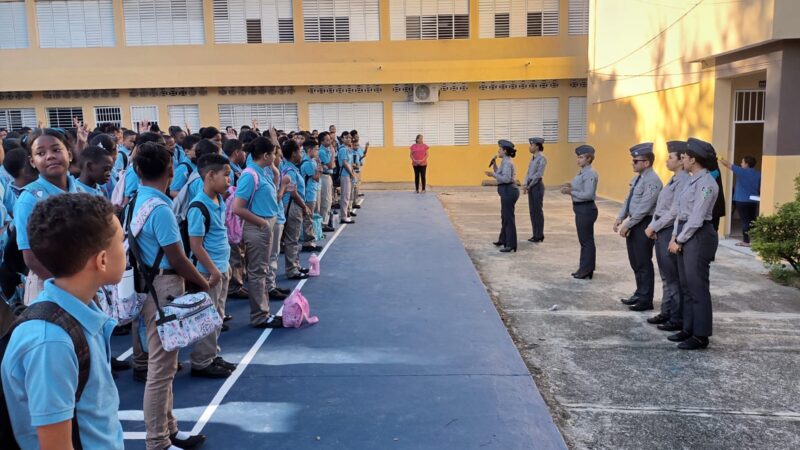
[413,84,440,103]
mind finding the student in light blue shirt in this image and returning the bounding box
[1,193,126,449]
[119,132,167,204]
[180,139,222,204]
[76,146,114,197]
[280,140,311,279]
[114,129,136,175]
[300,139,322,250]
[2,147,38,218]
[337,132,356,223]
[266,151,291,300]
[169,135,200,197]
[223,138,246,186]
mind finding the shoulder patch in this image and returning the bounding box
[702,186,712,198]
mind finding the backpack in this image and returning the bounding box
[110,169,127,207]
[332,150,343,188]
[171,171,203,223]
[0,301,91,450]
[0,226,27,304]
[122,194,170,296]
[120,151,129,170]
[225,167,259,245]
[281,290,319,328]
[178,201,211,263]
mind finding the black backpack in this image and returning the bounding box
[0,301,91,450]
[178,201,211,263]
[332,151,343,188]
[0,226,28,303]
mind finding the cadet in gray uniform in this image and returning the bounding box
[524,137,547,243]
[487,140,519,252]
[561,145,598,279]
[667,137,719,350]
[645,141,690,330]
[617,143,663,311]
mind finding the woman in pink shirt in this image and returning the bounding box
[410,135,429,193]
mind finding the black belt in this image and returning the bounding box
[497,183,514,186]
[573,200,595,205]
[677,220,712,225]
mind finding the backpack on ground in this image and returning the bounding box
[282,290,319,328]
[225,167,259,244]
[0,301,91,450]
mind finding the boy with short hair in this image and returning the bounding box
[300,139,322,252]
[280,140,311,280]
[76,146,115,197]
[2,148,38,216]
[1,193,126,449]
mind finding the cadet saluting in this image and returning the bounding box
[667,138,719,350]
[487,140,519,253]
[617,143,663,312]
[524,137,547,243]
[561,145,598,279]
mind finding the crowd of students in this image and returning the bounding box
[0,120,367,449]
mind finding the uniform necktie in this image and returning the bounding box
[623,175,641,217]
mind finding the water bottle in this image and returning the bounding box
[308,253,321,277]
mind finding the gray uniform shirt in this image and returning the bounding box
[648,170,689,232]
[494,156,516,184]
[617,168,662,228]
[570,165,598,202]
[672,169,719,243]
[524,154,547,188]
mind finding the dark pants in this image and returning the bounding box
[413,165,427,192]
[573,201,597,274]
[625,217,655,303]
[527,182,545,240]
[677,222,718,337]
[735,201,758,243]
[497,184,519,249]
[655,226,682,324]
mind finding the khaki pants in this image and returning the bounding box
[282,202,303,277]
[302,198,319,243]
[23,271,45,306]
[243,218,274,326]
[227,240,246,294]
[190,269,231,369]
[339,176,352,220]
[319,175,333,225]
[266,223,284,292]
[142,274,185,450]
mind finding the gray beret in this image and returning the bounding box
[575,144,595,156]
[686,137,715,160]
[666,140,688,152]
[529,137,544,145]
[498,139,515,150]
[629,142,654,157]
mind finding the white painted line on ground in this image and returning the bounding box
[118,346,133,361]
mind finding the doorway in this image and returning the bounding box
[728,89,765,238]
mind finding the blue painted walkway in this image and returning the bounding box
[116,192,565,449]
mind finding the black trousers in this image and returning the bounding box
[527,182,545,240]
[625,217,655,302]
[573,201,597,274]
[497,184,520,249]
[413,165,427,192]
[735,201,758,243]
[655,227,682,324]
[677,222,718,337]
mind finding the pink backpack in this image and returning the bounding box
[225,167,259,244]
[282,291,319,328]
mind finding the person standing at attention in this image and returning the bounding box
[523,137,547,243]
[719,155,761,246]
[561,145,599,279]
[487,140,519,253]
[410,135,429,194]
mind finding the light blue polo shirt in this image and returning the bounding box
[337,146,351,178]
[3,182,23,219]
[113,146,130,174]
[170,161,197,193]
[185,173,204,205]
[188,192,230,275]
[235,162,278,218]
[221,153,242,186]
[1,280,124,450]
[75,179,105,197]
[355,147,366,167]
[14,175,78,251]
[123,165,140,199]
[173,144,187,167]
[319,146,333,174]
[300,158,319,203]
[132,186,181,270]
[280,160,305,205]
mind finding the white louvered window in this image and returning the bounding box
[213,0,294,44]
[0,108,37,131]
[393,101,469,146]
[47,107,84,129]
[0,1,29,49]
[130,105,159,130]
[168,105,201,132]
[568,0,589,35]
[478,0,558,38]
[478,98,559,144]
[218,104,299,131]
[124,0,205,46]
[94,106,122,127]
[568,96,587,143]
[303,0,380,43]
[309,103,384,147]
[390,0,469,40]
[36,0,115,48]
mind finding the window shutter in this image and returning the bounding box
[568,0,589,35]
[46,107,84,128]
[568,97,587,143]
[94,106,123,127]
[36,1,115,48]
[479,98,559,144]
[309,102,384,147]
[392,0,469,40]
[218,104,298,131]
[392,101,469,146]
[168,105,201,131]
[0,108,37,131]
[213,0,294,44]
[303,0,379,43]
[124,0,205,46]
[130,105,159,129]
[0,1,29,49]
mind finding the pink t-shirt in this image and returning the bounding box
[410,143,429,166]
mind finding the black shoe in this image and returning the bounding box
[170,432,207,449]
[341,219,355,224]
[276,286,291,295]
[112,324,131,336]
[678,336,709,350]
[255,315,284,328]
[191,363,232,379]
[499,247,516,253]
[358,193,365,197]
[268,289,289,300]
[349,212,358,217]
[214,356,237,371]
[288,273,309,280]
[223,314,233,322]
[657,321,682,331]
[299,267,310,274]
[322,225,335,232]
[353,204,361,209]
[177,362,183,372]
[647,313,668,324]
[527,237,537,242]
[620,296,640,305]
[668,330,692,342]
[111,358,131,371]
[229,288,249,299]
[533,237,544,243]
[221,324,230,332]
[573,272,593,280]
[629,302,654,312]
[133,368,147,383]
[302,245,323,252]
[492,241,504,247]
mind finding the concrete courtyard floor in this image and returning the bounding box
[366,184,800,449]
